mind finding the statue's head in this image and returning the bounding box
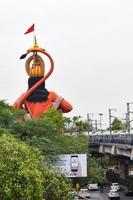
[25,54,45,77]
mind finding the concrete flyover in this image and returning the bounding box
[89,131,133,178]
[89,131,133,159]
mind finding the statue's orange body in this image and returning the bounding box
[13,45,73,118]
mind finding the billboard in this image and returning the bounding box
[54,154,87,178]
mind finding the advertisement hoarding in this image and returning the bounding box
[54,154,87,178]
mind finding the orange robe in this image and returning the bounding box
[13,91,73,118]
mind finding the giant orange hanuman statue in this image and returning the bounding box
[13,35,73,119]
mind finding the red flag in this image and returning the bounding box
[24,24,35,34]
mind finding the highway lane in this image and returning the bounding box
[100,186,133,200]
[98,186,133,200]
[89,191,104,200]
[81,187,133,200]
[74,190,104,200]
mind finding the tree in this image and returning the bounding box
[64,116,89,135]
[96,156,111,168]
[0,102,88,159]
[8,109,88,162]
[11,118,88,162]
[88,158,106,185]
[0,133,44,200]
[0,100,24,129]
[0,102,87,198]
[43,169,73,200]
[112,117,126,131]
[0,133,73,200]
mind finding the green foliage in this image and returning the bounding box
[0,134,44,200]
[0,100,24,129]
[11,108,64,139]
[43,167,73,200]
[8,109,88,162]
[64,115,89,135]
[0,101,95,200]
[11,117,88,162]
[0,102,82,199]
[0,102,87,160]
[0,101,106,196]
[112,117,126,131]
[95,156,111,168]
[88,158,106,185]
[0,133,73,200]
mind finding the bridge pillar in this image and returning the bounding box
[118,157,129,178]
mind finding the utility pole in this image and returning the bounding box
[87,113,93,159]
[87,113,93,133]
[109,109,112,134]
[127,103,130,134]
[109,108,117,134]
[126,113,128,127]
[95,120,98,132]
[126,102,133,134]
[87,113,91,122]
[99,113,103,133]
[90,119,98,133]
[122,113,128,129]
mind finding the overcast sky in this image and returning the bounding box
[0,0,133,128]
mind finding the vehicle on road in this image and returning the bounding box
[74,196,79,200]
[125,188,133,196]
[99,185,104,193]
[111,183,120,191]
[78,188,90,199]
[108,189,120,199]
[88,183,98,191]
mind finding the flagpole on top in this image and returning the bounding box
[33,24,39,48]
[31,24,38,66]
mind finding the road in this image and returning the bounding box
[89,191,103,199]
[88,186,133,200]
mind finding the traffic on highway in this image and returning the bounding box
[73,183,133,200]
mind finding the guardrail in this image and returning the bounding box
[89,133,133,145]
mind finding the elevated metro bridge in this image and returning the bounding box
[89,131,133,159]
[89,131,133,178]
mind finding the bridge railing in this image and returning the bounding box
[89,132,133,145]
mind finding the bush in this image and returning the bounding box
[0,133,73,200]
[0,133,44,200]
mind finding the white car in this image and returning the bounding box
[78,189,90,199]
[88,183,98,191]
[74,196,79,200]
[108,189,120,199]
[111,183,120,191]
